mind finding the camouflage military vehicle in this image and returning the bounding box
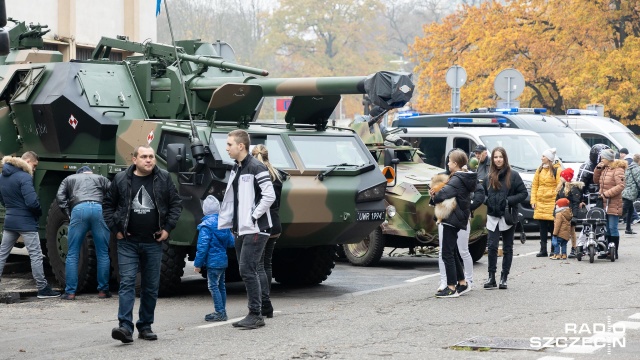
[0,17,414,294]
[343,109,487,266]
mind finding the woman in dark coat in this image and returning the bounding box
[482,147,528,290]
[430,149,477,298]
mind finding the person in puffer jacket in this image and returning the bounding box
[621,153,640,235]
[593,149,626,259]
[555,168,584,258]
[551,198,573,260]
[531,148,562,257]
[430,149,477,298]
[194,196,235,322]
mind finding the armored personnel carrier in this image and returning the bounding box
[0,14,414,294]
[344,104,487,266]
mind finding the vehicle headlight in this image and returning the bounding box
[387,205,396,218]
[356,182,386,202]
[523,180,532,196]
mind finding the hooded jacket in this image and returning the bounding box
[531,163,562,221]
[594,159,627,216]
[483,167,528,218]
[431,170,477,230]
[553,206,573,241]
[194,214,235,269]
[622,161,640,201]
[0,156,42,232]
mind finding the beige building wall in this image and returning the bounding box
[5,0,157,60]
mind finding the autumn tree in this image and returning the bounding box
[258,0,389,118]
[409,0,640,124]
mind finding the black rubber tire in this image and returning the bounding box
[343,228,385,266]
[588,245,595,263]
[576,249,583,261]
[272,245,336,285]
[469,235,488,262]
[159,242,186,296]
[610,245,616,262]
[45,202,97,293]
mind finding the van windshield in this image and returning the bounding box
[610,132,640,154]
[289,135,370,168]
[480,135,549,172]
[537,132,590,163]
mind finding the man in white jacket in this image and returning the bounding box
[219,129,275,329]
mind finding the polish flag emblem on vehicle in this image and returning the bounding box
[147,130,154,144]
[68,115,78,129]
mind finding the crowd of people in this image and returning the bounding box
[429,143,640,298]
[0,129,289,344]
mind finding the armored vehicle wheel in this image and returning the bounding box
[45,202,97,293]
[343,228,385,266]
[272,245,336,285]
[588,245,595,263]
[469,235,488,262]
[159,242,186,296]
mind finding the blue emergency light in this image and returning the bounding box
[447,117,507,125]
[566,109,598,116]
[494,107,547,114]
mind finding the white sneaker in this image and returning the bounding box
[632,218,640,225]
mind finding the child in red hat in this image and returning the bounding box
[552,198,573,260]
[556,168,584,258]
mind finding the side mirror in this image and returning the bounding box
[0,29,9,56]
[166,143,186,173]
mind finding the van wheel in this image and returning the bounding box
[469,235,488,262]
[45,202,97,293]
[272,245,336,285]
[343,228,385,266]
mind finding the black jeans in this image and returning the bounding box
[257,236,277,304]
[487,223,516,275]
[441,224,464,286]
[623,199,634,231]
[538,219,554,252]
[235,233,269,314]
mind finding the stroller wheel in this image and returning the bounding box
[588,245,595,263]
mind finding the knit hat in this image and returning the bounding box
[556,198,570,208]
[619,148,629,155]
[76,166,92,174]
[560,168,574,182]
[542,148,557,163]
[600,149,615,161]
[202,195,220,215]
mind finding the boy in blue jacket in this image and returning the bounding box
[194,196,235,322]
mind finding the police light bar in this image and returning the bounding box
[447,117,507,125]
[566,109,598,116]
[494,107,547,114]
[397,111,420,118]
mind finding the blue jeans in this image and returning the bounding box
[65,202,111,294]
[207,267,227,315]
[605,215,620,237]
[117,240,162,333]
[552,236,559,255]
[556,237,568,255]
[235,233,269,314]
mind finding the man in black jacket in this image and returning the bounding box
[104,145,182,343]
[56,166,111,300]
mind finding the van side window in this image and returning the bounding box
[581,133,617,151]
[407,136,447,168]
[453,137,477,156]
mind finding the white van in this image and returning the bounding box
[557,110,640,155]
[395,121,553,230]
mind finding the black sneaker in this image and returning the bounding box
[435,287,459,298]
[138,329,158,341]
[456,283,471,296]
[625,230,637,235]
[568,248,576,259]
[37,285,61,299]
[233,313,265,329]
[111,327,133,343]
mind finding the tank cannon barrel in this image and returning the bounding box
[189,71,414,110]
[178,53,268,77]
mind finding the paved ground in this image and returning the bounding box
[0,229,639,360]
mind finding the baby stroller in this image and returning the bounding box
[575,193,615,263]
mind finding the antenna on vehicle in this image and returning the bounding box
[162,0,205,169]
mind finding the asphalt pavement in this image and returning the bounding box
[1,228,639,360]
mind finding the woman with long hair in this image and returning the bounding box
[251,144,289,317]
[482,147,527,290]
[531,148,562,257]
[429,149,477,298]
